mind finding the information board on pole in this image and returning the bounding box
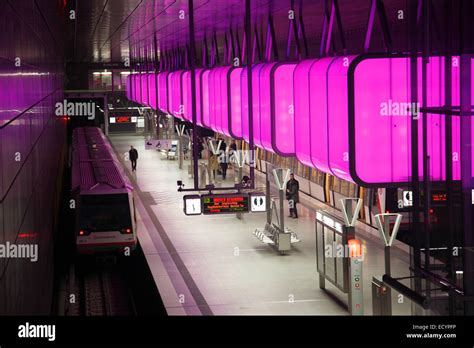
[202,194,250,214]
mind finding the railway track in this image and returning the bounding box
[66,260,136,316]
[83,268,136,316]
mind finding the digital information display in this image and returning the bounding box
[202,194,249,215]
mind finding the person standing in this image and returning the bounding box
[129,145,139,172]
[209,152,219,180]
[219,139,228,180]
[286,173,300,218]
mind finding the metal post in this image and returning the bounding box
[188,0,199,189]
[421,0,431,301]
[245,0,255,189]
[279,187,285,233]
[266,169,271,224]
[104,95,109,136]
[383,218,391,277]
[460,55,473,314]
[408,0,422,298]
[443,0,455,315]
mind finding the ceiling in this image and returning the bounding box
[65,0,409,64]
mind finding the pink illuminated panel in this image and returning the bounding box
[218,67,231,136]
[201,70,211,128]
[327,56,356,182]
[294,59,318,166]
[228,67,244,139]
[259,63,278,152]
[241,64,265,148]
[147,73,157,109]
[140,73,148,106]
[168,71,184,118]
[182,71,192,121]
[206,67,232,135]
[158,72,169,113]
[126,75,131,100]
[182,69,204,126]
[272,63,297,156]
[350,55,469,185]
[309,58,336,174]
[208,69,219,132]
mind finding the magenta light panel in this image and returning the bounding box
[259,62,278,152]
[271,63,297,156]
[158,72,169,113]
[201,69,211,128]
[140,73,149,106]
[228,67,244,139]
[241,64,265,148]
[349,55,471,185]
[168,71,184,118]
[182,69,205,126]
[294,59,318,167]
[147,73,157,109]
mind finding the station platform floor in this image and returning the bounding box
[109,133,413,316]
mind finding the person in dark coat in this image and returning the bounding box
[286,173,300,218]
[219,139,228,180]
[129,145,139,172]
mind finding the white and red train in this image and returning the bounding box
[71,127,137,254]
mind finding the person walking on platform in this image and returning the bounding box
[286,173,300,218]
[218,138,228,180]
[209,152,219,180]
[129,145,139,172]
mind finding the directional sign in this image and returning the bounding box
[250,193,266,212]
[183,195,202,216]
[202,194,249,215]
[402,190,413,207]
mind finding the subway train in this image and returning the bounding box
[71,127,137,255]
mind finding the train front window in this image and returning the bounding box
[80,194,132,232]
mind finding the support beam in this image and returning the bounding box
[188,0,199,189]
[245,0,255,189]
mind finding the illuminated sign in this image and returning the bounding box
[116,116,131,123]
[431,193,447,202]
[202,194,249,214]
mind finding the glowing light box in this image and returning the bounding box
[201,69,211,128]
[182,69,205,126]
[228,67,244,139]
[349,55,468,185]
[147,73,157,109]
[158,71,169,113]
[168,71,184,118]
[140,73,149,106]
[294,59,318,167]
[271,62,297,156]
[241,64,265,148]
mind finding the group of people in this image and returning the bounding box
[208,138,237,180]
[129,137,300,218]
